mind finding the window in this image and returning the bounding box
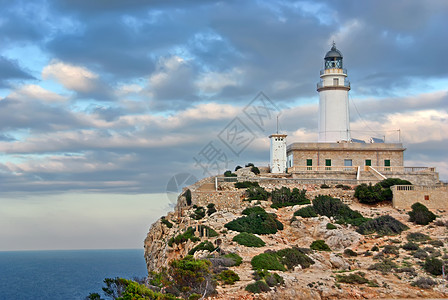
[365,159,371,166]
[333,78,339,86]
[424,195,430,201]
[306,159,312,170]
[325,159,331,170]
[344,159,352,171]
[384,159,391,171]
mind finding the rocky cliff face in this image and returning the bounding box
[144,176,448,299]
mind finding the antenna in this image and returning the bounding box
[276,115,279,134]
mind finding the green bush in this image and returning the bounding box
[408,202,437,225]
[326,223,337,230]
[379,178,412,200]
[207,203,217,216]
[251,166,260,175]
[222,253,242,266]
[245,186,269,201]
[310,240,331,251]
[168,227,198,246]
[371,245,379,252]
[312,195,367,225]
[245,280,270,293]
[270,187,310,208]
[413,249,429,260]
[357,215,408,235]
[235,165,242,171]
[251,247,314,271]
[197,225,219,237]
[411,277,437,289]
[190,206,205,220]
[428,240,444,247]
[424,257,443,276]
[188,241,215,255]
[336,272,369,284]
[233,232,266,247]
[354,183,384,204]
[294,206,317,218]
[368,259,398,274]
[382,245,399,255]
[242,206,266,215]
[344,249,358,257]
[234,181,259,189]
[320,184,330,189]
[161,217,173,228]
[224,170,237,177]
[218,270,240,285]
[402,242,419,251]
[224,210,283,234]
[336,184,351,190]
[407,232,430,243]
[245,163,255,168]
[185,189,192,206]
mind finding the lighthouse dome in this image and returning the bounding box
[325,44,343,59]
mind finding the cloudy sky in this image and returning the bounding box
[1,0,447,250]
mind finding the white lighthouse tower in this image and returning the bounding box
[317,43,351,142]
[269,134,287,173]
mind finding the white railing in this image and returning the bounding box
[368,166,387,180]
[289,166,358,172]
[373,166,436,173]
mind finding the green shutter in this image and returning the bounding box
[325,159,331,166]
[384,160,390,167]
[365,159,371,166]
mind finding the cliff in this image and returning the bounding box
[144,172,448,299]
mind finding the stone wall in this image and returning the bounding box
[392,185,448,210]
[383,172,439,186]
[192,190,244,210]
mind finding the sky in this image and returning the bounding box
[0,0,447,251]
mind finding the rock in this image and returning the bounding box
[193,250,210,260]
[330,253,350,270]
[325,228,361,251]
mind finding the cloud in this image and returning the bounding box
[8,84,68,103]
[42,61,115,101]
[0,56,35,87]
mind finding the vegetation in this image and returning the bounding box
[402,242,419,251]
[245,163,255,167]
[320,184,330,189]
[294,205,318,218]
[354,178,412,204]
[190,206,206,220]
[188,241,215,255]
[344,249,358,257]
[251,166,260,175]
[251,247,314,271]
[222,253,243,266]
[207,203,217,216]
[408,202,437,225]
[234,181,259,189]
[270,187,310,208]
[407,232,430,243]
[335,184,351,190]
[245,186,269,201]
[424,257,443,276]
[336,272,369,284]
[185,189,192,206]
[168,227,200,246]
[218,270,240,285]
[224,208,283,234]
[326,223,337,230]
[245,280,270,293]
[378,178,412,201]
[357,215,408,236]
[242,206,266,215]
[312,195,367,226]
[382,245,399,256]
[428,240,444,247]
[368,259,398,274]
[310,240,331,251]
[413,249,429,260]
[161,217,173,228]
[233,232,266,247]
[252,269,284,288]
[235,165,242,172]
[224,170,237,177]
[411,277,437,289]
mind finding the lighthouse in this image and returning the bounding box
[317,43,351,143]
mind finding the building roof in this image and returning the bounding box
[325,44,343,59]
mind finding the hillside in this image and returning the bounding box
[144,172,448,299]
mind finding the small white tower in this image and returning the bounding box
[317,43,351,142]
[269,134,287,173]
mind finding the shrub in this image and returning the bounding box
[378,178,412,201]
[326,223,337,230]
[407,232,430,243]
[408,202,437,225]
[320,184,330,189]
[368,259,398,274]
[371,245,379,252]
[185,189,192,206]
[190,206,206,220]
[245,186,269,201]
[251,247,314,271]
[294,206,317,218]
[197,225,219,238]
[245,163,255,168]
[428,240,444,247]
[207,203,217,216]
[233,232,266,247]
[224,210,283,235]
[354,183,384,204]
[224,170,237,177]
[242,206,266,215]
[188,241,215,255]
[382,245,399,256]
[424,257,443,276]
[336,272,369,284]
[402,242,419,251]
[161,217,173,228]
[310,240,331,251]
[357,215,409,236]
[168,227,198,246]
[218,270,240,285]
[235,165,242,171]
[251,166,260,175]
[222,253,242,266]
[234,181,259,189]
[344,249,358,257]
[270,187,310,208]
[336,184,351,190]
[265,273,284,287]
[245,280,270,293]
[312,195,367,225]
[413,249,429,260]
[411,277,437,289]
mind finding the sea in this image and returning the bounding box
[0,249,148,300]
